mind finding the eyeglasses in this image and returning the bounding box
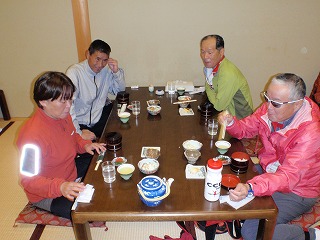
[262,92,303,108]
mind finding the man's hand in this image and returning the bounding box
[229,183,250,201]
[107,58,119,73]
[84,142,106,155]
[81,129,96,141]
[217,111,233,126]
[60,181,85,201]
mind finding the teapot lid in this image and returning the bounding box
[139,175,163,191]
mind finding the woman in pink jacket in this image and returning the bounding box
[17,72,106,219]
[218,73,320,240]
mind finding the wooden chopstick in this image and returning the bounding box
[172,99,197,105]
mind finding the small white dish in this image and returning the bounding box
[111,157,127,166]
[141,147,161,158]
[216,155,231,165]
[185,164,206,179]
[179,108,194,116]
[127,105,133,111]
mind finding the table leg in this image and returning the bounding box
[73,222,92,240]
[256,217,277,240]
[263,217,277,240]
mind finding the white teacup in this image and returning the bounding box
[215,140,231,155]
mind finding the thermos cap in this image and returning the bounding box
[207,158,222,169]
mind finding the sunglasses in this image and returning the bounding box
[262,92,303,108]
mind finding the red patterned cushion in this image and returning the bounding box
[14,202,105,228]
[290,198,320,229]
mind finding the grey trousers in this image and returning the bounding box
[241,191,317,240]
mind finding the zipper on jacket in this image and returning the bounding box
[89,76,98,125]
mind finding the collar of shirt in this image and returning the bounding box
[203,56,225,87]
[84,60,98,78]
[271,110,299,132]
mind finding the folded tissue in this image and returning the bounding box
[220,195,255,210]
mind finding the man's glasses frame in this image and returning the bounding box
[262,92,303,108]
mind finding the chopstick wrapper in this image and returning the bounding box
[220,195,255,210]
[173,99,197,105]
[71,184,95,210]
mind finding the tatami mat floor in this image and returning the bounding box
[0,119,232,240]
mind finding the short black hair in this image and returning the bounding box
[200,34,224,50]
[33,71,75,109]
[88,39,111,55]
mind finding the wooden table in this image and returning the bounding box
[72,87,277,240]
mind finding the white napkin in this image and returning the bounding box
[120,104,127,113]
[189,87,205,94]
[71,184,95,210]
[220,195,255,210]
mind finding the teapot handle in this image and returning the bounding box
[137,178,174,202]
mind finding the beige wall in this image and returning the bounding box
[1,0,320,117]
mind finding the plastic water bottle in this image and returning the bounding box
[204,158,223,201]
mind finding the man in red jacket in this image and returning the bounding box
[218,73,320,239]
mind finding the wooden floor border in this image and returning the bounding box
[0,121,14,136]
[29,224,46,240]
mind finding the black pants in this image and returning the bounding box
[79,103,113,139]
[50,154,93,220]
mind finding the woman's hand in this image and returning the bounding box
[60,181,86,201]
[84,142,106,155]
[229,183,250,202]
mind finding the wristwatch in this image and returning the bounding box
[247,183,254,197]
